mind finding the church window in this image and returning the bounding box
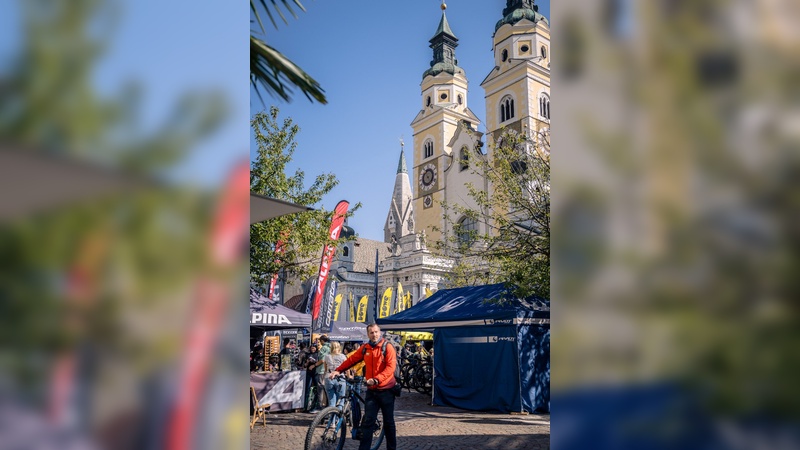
[342,246,349,257]
[500,96,515,122]
[520,44,530,54]
[426,96,431,107]
[459,146,469,172]
[501,49,508,62]
[457,94,463,105]
[541,46,548,59]
[424,140,434,159]
[539,94,551,120]
[456,216,477,246]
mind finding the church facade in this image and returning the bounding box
[284,1,550,318]
[376,0,551,309]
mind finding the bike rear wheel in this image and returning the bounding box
[413,362,433,395]
[304,406,346,450]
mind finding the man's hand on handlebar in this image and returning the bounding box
[328,370,340,379]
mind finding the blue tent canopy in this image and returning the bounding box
[377,283,549,413]
[377,283,549,331]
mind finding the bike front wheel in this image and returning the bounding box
[304,406,346,450]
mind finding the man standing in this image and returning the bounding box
[329,324,397,450]
[310,335,331,410]
[305,343,320,412]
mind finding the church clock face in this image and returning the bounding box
[419,163,437,192]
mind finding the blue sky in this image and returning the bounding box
[0,1,548,240]
[0,1,249,188]
[253,0,550,242]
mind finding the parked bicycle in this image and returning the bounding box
[304,376,384,450]
[399,353,432,395]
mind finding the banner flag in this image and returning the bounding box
[379,287,393,318]
[424,287,434,299]
[304,279,317,315]
[356,295,368,322]
[311,200,349,321]
[372,249,379,322]
[405,292,412,310]
[348,292,355,322]
[268,231,288,302]
[396,283,404,313]
[333,293,343,321]
[320,280,337,332]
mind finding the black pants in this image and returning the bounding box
[359,388,396,450]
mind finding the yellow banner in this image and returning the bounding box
[396,283,404,313]
[333,293,343,321]
[356,295,368,322]
[379,287,393,318]
[405,292,412,310]
[424,287,434,299]
[349,292,355,322]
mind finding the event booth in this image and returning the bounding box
[250,288,312,412]
[377,283,550,413]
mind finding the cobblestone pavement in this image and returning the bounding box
[251,390,549,450]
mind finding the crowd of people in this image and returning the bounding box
[252,324,423,450]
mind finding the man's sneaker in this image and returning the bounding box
[308,409,321,414]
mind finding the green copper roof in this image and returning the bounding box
[432,11,456,41]
[423,11,463,79]
[495,1,549,32]
[397,147,407,174]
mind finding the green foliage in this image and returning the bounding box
[0,0,228,390]
[437,128,550,299]
[250,107,359,286]
[250,0,327,105]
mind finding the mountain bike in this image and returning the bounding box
[304,376,384,450]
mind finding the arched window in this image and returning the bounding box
[501,49,508,62]
[459,146,469,171]
[541,45,547,59]
[342,246,349,257]
[539,94,550,120]
[456,216,477,246]
[426,96,431,107]
[424,140,434,159]
[500,96,515,123]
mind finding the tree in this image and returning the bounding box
[250,106,358,286]
[0,0,230,423]
[437,128,550,299]
[250,0,326,104]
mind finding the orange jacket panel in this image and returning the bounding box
[336,339,397,390]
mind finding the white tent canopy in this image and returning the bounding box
[250,192,313,224]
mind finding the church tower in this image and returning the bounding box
[410,3,482,245]
[384,141,415,244]
[481,0,550,145]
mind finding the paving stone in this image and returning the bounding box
[250,390,549,449]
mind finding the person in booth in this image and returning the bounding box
[329,323,398,450]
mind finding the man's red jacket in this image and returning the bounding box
[335,339,397,390]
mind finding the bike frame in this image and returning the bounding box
[304,376,384,450]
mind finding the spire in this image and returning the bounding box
[397,139,407,174]
[432,7,456,41]
[423,3,463,79]
[384,139,415,243]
